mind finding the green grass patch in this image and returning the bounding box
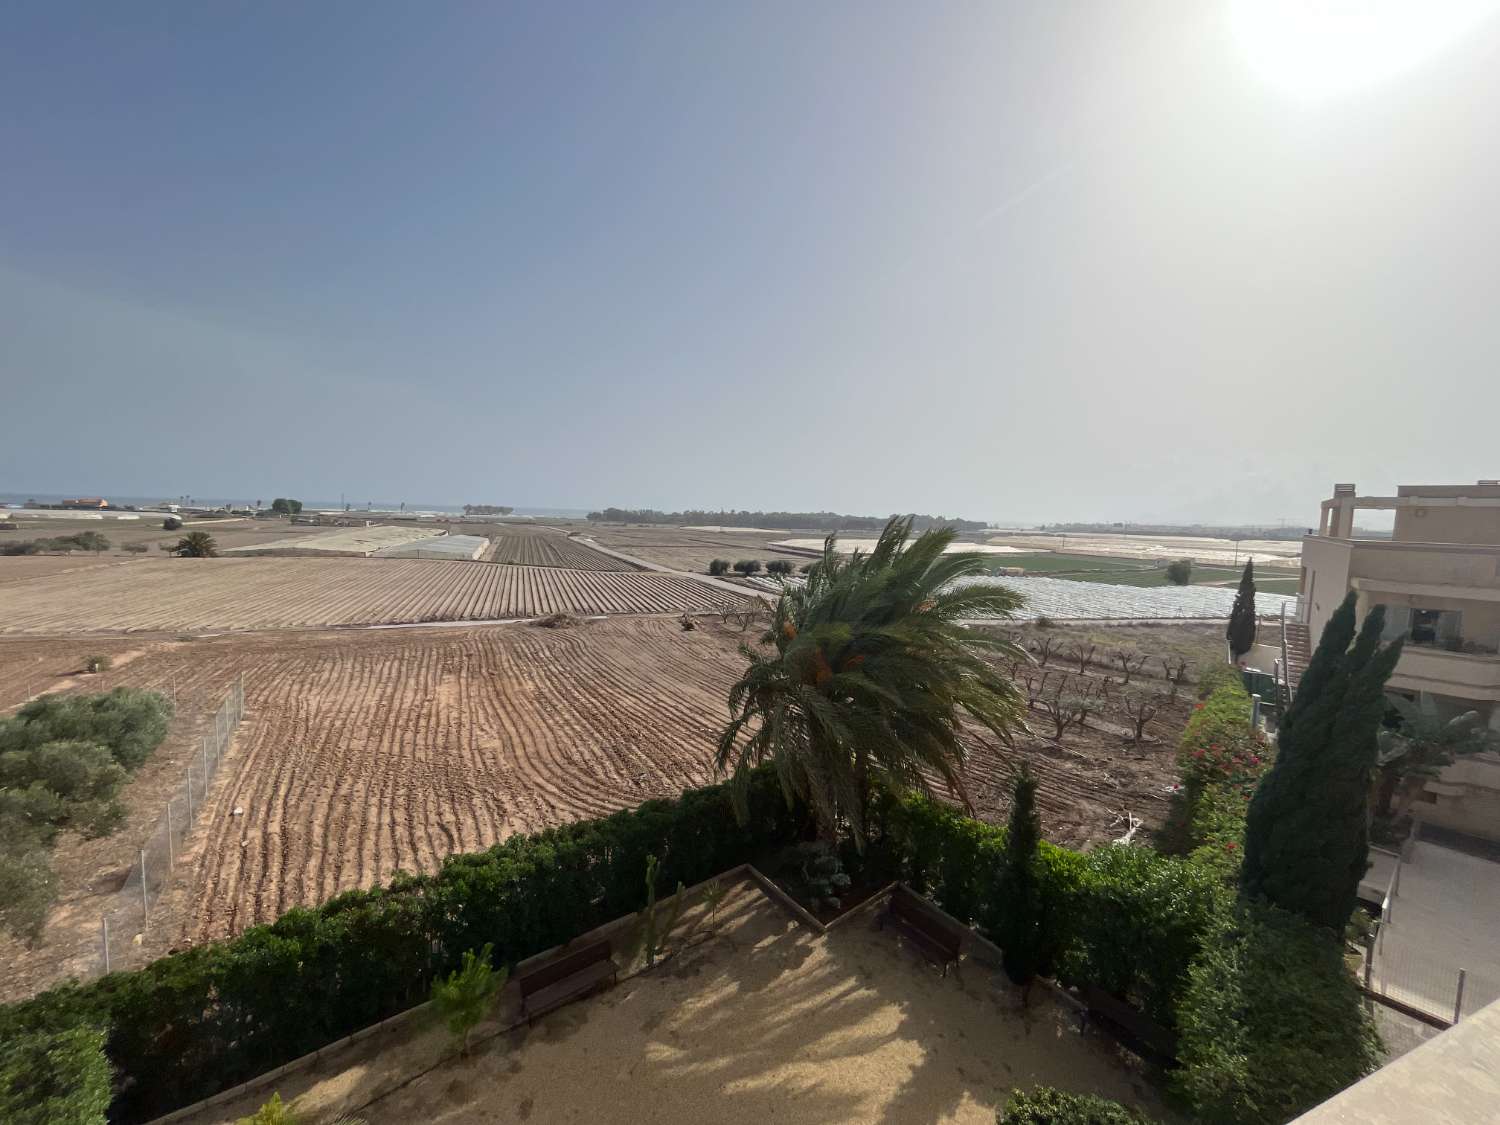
[987,554,1299,593]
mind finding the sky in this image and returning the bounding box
[3,1,1500,525]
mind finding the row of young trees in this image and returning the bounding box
[706,558,800,577]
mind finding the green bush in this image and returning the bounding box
[765,560,794,575]
[2,689,173,770]
[732,559,762,576]
[430,943,505,1055]
[999,1085,1151,1123]
[0,843,57,942]
[707,559,730,576]
[1059,846,1227,1027]
[1172,902,1382,1124]
[1165,559,1193,585]
[0,1024,112,1124]
[0,766,806,1122]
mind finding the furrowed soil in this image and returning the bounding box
[0,617,1223,999]
[0,557,746,633]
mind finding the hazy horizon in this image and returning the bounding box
[5,2,1500,525]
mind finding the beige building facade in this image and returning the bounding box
[1300,482,1500,841]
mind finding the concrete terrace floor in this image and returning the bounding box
[1371,840,1500,1023]
[185,881,1165,1125]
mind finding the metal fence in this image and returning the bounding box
[98,674,245,975]
[1365,829,1499,1026]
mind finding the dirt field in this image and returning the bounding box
[583,525,818,573]
[0,616,1221,999]
[0,515,330,556]
[480,526,634,571]
[0,557,747,633]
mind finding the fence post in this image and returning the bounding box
[1250,693,1261,730]
[140,849,149,928]
[166,803,174,869]
[1393,859,1401,898]
[1363,934,1374,990]
[1455,968,1467,1023]
[102,917,110,975]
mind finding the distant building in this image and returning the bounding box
[1300,481,1500,840]
[61,497,109,509]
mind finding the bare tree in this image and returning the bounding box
[1036,675,1093,740]
[1161,656,1192,698]
[1070,642,1097,675]
[1113,648,1148,683]
[1031,635,1060,667]
[1097,674,1115,703]
[1122,692,1165,746]
[1021,670,1050,711]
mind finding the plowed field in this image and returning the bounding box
[153,617,748,940]
[0,558,745,633]
[484,529,632,571]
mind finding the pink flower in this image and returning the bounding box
[1249,755,1261,765]
[1225,842,1237,852]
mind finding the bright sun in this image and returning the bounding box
[1231,0,1500,98]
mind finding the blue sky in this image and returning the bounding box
[4,2,1500,523]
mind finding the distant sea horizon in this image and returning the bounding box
[0,492,592,520]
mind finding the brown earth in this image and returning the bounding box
[0,617,1218,1000]
[0,557,747,633]
[582,525,818,574]
[0,515,331,556]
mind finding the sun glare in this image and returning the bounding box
[1231,0,1500,98]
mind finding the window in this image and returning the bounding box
[1409,608,1462,649]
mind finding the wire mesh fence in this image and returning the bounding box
[97,674,245,976]
[1367,834,1500,1026]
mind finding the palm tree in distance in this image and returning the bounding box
[175,531,219,558]
[716,516,1027,849]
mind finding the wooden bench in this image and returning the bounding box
[1077,983,1177,1061]
[877,886,963,976]
[517,939,618,1024]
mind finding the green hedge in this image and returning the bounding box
[1172,901,1382,1124]
[1000,1085,1153,1123]
[0,767,805,1122]
[0,1023,112,1125]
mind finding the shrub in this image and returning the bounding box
[4,689,173,770]
[765,559,794,575]
[0,1024,112,1125]
[83,655,112,674]
[162,516,182,531]
[0,844,57,942]
[1165,559,1193,585]
[430,943,505,1055]
[122,543,149,555]
[707,559,730,576]
[0,766,806,1122]
[995,767,1045,988]
[1172,902,1382,1124]
[999,1086,1151,1123]
[732,559,762,575]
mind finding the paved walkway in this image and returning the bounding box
[1371,840,1500,1022]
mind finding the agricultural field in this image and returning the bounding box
[0,615,1229,997]
[0,557,747,634]
[990,552,1303,593]
[582,524,817,573]
[0,514,332,556]
[479,525,634,571]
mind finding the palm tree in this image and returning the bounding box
[716,516,1027,848]
[175,531,219,558]
[1376,696,1496,821]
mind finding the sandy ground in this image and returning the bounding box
[584,525,818,574]
[0,556,746,633]
[182,882,1165,1125]
[0,515,331,556]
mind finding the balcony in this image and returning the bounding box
[1389,646,1500,702]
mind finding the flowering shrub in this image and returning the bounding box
[1175,673,1273,883]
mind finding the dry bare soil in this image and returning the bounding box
[582,524,818,573]
[477,524,633,571]
[0,557,746,633]
[0,616,1219,999]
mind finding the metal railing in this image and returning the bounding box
[98,674,245,975]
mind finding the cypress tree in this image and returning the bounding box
[997,765,1044,995]
[1241,593,1403,930]
[1226,560,1257,659]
